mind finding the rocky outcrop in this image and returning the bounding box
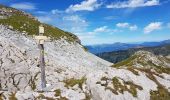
[0,25,111,99]
[0,25,170,100]
[113,50,170,69]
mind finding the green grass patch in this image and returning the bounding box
[84,92,92,100]
[83,46,88,52]
[140,69,170,100]
[58,96,68,100]
[8,92,17,100]
[112,55,137,68]
[124,81,143,97]
[29,72,40,90]
[0,5,79,43]
[54,89,61,97]
[36,94,55,100]
[127,67,139,75]
[155,67,170,74]
[150,86,170,100]
[101,76,108,81]
[64,77,86,89]
[0,92,5,100]
[105,77,143,97]
[165,57,170,63]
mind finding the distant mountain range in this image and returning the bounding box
[86,39,170,54]
[96,44,170,64]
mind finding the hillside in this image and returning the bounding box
[96,44,170,64]
[0,4,80,43]
[0,24,112,100]
[0,5,170,100]
[113,50,170,69]
[111,51,170,100]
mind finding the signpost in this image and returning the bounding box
[35,25,48,90]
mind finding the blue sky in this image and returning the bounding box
[1,0,170,45]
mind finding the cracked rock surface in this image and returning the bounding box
[0,25,170,100]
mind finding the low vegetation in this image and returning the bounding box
[0,5,79,43]
[144,71,170,100]
[132,68,170,100]
[58,96,68,100]
[63,77,86,89]
[155,67,170,74]
[36,94,55,100]
[29,72,40,90]
[8,92,17,100]
[111,49,170,76]
[100,76,109,87]
[0,92,5,100]
[124,81,143,97]
[84,92,92,100]
[150,86,170,100]
[127,67,139,75]
[54,89,61,97]
[110,77,143,97]
[112,55,137,68]
[97,76,143,97]
[83,46,88,52]
[109,49,170,99]
[36,92,68,100]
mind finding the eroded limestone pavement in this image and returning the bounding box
[0,25,170,100]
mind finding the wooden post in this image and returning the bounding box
[35,25,48,90]
[39,43,46,89]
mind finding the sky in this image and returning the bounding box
[1,0,170,45]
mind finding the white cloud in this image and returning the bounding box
[36,11,47,14]
[10,2,36,10]
[36,8,88,34]
[37,16,52,23]
[104,16,117,20]
[130,25,138,31]
[63,15,86,23]
[116,23,130,28]
[106,0,159,8]
[51,9,64,14]
[61,15,88,33]
[66,0,102,12]
[116,22,138,31]
[144,22,162,34]
[94,26,109,33]
[72,26,123,45]
[87,26,121,35]
[167,23,170,28]
[78,35,95,40]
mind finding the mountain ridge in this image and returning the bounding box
[0,4,81,44]
[96,43,170,64]
[86,39,170,54]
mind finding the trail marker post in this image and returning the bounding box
[35,25,48,90]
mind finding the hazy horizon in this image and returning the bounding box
[85,38,170,46]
